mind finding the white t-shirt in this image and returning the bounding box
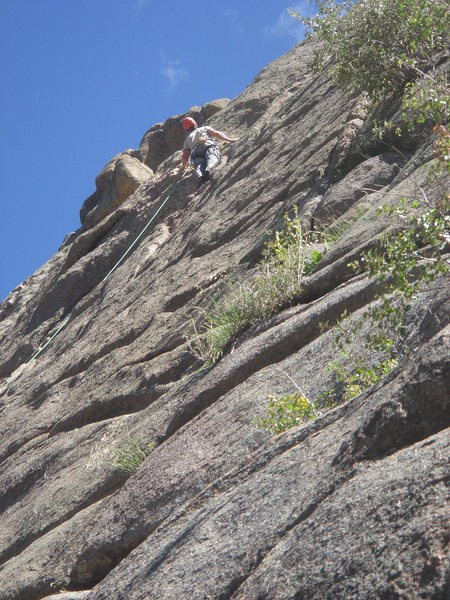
[183,126,215,151]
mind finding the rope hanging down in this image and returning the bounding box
[102,169,187,282]
[0,170,188,395]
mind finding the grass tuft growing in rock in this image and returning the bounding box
[187,208,323,365]
[108,437,155,473]
[318,208,367,246]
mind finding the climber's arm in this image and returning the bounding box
[206,127,238,144]
[179,148,191,172]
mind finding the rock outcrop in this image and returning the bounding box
[80,152,153,229]
[0,38,448,600]
[79,99,230,230]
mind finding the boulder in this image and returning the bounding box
[80,153,153,228]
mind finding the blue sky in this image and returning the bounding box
[0,1,311,301]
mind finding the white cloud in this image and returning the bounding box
[133,0,151,14]
[263,4,310,41]
[160,54,188,91]
[222,7,244,35]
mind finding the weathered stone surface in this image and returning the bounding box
[314,152,405,226]
[0,38,448,600]
[42,593,89,600]
[80,153,153,228]
[328,93,370,176]
[82,328,450,600]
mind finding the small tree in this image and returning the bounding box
[290,0,449,106]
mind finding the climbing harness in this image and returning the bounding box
[0,170,188,395]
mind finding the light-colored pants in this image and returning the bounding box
[193,145,220,180]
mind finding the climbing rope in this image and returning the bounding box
[0,170,188,395]
[102,169,187,282]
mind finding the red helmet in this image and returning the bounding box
[182,117,197,131]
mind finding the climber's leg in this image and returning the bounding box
[194,156,206,181]
[204,146,220,180]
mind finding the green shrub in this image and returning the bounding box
[291,0,449,170]
[290,0,449,105]
[108,437,155,473]
[320,194,449,407]
[259,193,448,435]
[257,392,319,435]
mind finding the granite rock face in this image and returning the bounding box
[0,39,448,600]
[80,153,153,229]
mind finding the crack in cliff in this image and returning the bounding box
[120,336,186,368]
[0,472,126,568]
[48,389,163,438]
[49,350,194,437]
[47,316,160,386]
[227,471,357,599]
[64,209,128,272]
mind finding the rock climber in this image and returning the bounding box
[178,117,238,186]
